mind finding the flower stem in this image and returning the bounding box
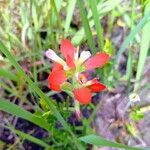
[74,100,81,120]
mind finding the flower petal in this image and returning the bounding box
[88,82,106,92]
[60,39,76,60]
[85,78,106,92]
[73,87,92,104]
[66,55,75,69]
[52,63,63,72]
[48,70,67,91]
[85,53,110,70]
[48,84,61,92]
[45,49,67,67]
[78,50,91,64]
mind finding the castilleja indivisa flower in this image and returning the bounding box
[45,39,109,104]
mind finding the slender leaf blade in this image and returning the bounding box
[79,135,149,150]
[0,68,18,81]
[6,126,52,149]
[64,0,77,35]
[72,0,123,45]
[0,98,50,131]
[134,2,150,92]
[116,11,150,63]
[77,0,96,54]
[89,0,104,50]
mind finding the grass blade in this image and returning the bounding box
[125,0,136,92]
[116,11,150,64]
[72,0,123,45]
[77,0,96,54]
[64,0,77,36]
[79,134,149,150]
[0,98,51,131]
[134,2,150,92]
[3,125,52,150]
[89,0,104,50]
[0,68,18,81]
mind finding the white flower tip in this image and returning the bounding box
[45,49,68,68]
[79,51,91,63]
[129,93,140,102]
[45,49,55,59]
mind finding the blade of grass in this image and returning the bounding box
[114,11,150,69]
[79,134,149,150]
[116,10,150,64]
[2,125,52,150]
[0,98,51,131]
[88,0,105,79]
[0,69,18,81]
[0,41,84,150]
[77,0,96,54]
[0,81,17,95]
[72,0,123,45]
[64,0,77,36]
[51,0,62,32]
[126,0,136,93]
[89,0,104,50]
[134,1,150,92]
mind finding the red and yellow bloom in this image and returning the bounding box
[46,39,109,104]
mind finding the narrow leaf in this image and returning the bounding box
[0,68,18,81]
[89,0,104,50]
[64,0,77,35]
[134,2,150,92]
[116,10,150,64]
[72,0,123,45]
[77,0,96,54]
[79,134,149,150]
[0,98,51,131]
[6,126,52,149]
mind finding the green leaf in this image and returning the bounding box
[6,126,52,150]
[61,82,72,91]
[116,10,150,64]
[77,0,96,54]
[0,68,18,81]
[89,0,104,50]
[126,123,138,137]
[64,0,77,35]
[0,98,51,131]
[130,110,144,121]
[72,0,123,45]
[79,134,149,150]
[134,1,150,92]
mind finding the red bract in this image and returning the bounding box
[60,39,76,68]
[45,39,110,104]
[48,68,67,92]
[86,78,106,92]
[85,53,110,70]
[74,74,106,104]
[73,87,92,104]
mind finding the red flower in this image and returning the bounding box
[73,87,92,104]
[45,39,110,104]
[73,73,106,104]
